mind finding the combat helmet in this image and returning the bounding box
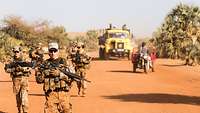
[12,46,22,52]
[77,42,84,48]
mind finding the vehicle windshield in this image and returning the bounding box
[108,32,128,38]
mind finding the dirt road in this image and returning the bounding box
[0,58,200,113]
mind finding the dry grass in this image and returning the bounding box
[68,32,86,39]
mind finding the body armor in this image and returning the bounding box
[5,58,31,77]
[36,57,71,93]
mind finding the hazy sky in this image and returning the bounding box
[0,0,200,37]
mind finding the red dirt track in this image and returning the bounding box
[0,57,200,113]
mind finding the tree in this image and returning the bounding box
[0,15,70,61]
[152,3,200,65]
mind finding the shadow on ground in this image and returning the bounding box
[29,93,45,96]
[108,70,143,74]
[161,64,185,67]
[103,93,200,106]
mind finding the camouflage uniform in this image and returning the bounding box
[4,46,32,113]
[67,42,77,67]
[72,42,91,97]
[29,43,44,68]
[35,42,73,113]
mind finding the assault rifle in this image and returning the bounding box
[74,51,82,64]
[40,62,91,83]
[5,61,33,69]
[74,51,92,65]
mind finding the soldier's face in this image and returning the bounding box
[49,48,59,59]
[77,46,81,50]
[14,51,21,58]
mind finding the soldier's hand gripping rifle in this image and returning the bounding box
[74,51,92,65]
[5,61,33,69]
[5,61,33,73]
[74,51,82,64]
[40,62,91,83]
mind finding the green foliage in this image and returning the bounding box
[85,30,99,51]
[0,31,23,61]
[152,3,200,65]
[0,15,70,62]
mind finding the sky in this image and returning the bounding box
[0,0,200,37]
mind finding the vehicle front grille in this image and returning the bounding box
[117,42,124,49]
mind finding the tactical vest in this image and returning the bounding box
[42,57,70,92]
[73,53,91,68]
[5,58,31,77]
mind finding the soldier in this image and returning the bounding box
[35,42,73,113]
[29,42,44,68]
[67,41,78,64]
[4,46,32,113]
[72,42,91,97]
[139,42,148,57]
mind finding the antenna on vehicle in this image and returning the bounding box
[109,24,112,29]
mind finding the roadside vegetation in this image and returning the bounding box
[0,16,98,62]
[152,3,200,65]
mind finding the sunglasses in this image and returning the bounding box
[14,51,20,53]
[49,49,58,53]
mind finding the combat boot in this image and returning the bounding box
[18,107,22,113]
[82,89,86,97]
[78,89,81,96]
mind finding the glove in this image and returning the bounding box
[15,67,21,71]
[49,69,60,77]
[21,67,30,72]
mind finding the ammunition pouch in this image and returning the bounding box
[43,77,70,93]
[45,88,69,95]
[35,75,44,84]
[9,67,30,78]
[12,72,30,78]
[21,67,31,73]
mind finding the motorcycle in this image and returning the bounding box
[132,53,154,73]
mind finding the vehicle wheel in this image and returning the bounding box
[127,52,130,60]
[118,54,121,58]
[105,53,110,60]
[99,48,104,59]
[144,63,148,74]
[152,67,154,72]
[151,62,155,72]
[133,63,137,72]
[101,48,106,60]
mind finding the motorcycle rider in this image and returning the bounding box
[139,42,151,72]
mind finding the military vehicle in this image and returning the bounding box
[98,24,132,60]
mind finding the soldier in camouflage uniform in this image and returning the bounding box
[35,42,73,113]
[4,46,32,113]
[29,42,44,68]
[65,41,78,73]
[72,42,91,97]
[67,41,77,63]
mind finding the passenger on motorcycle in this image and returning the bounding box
[139,42,152,70]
